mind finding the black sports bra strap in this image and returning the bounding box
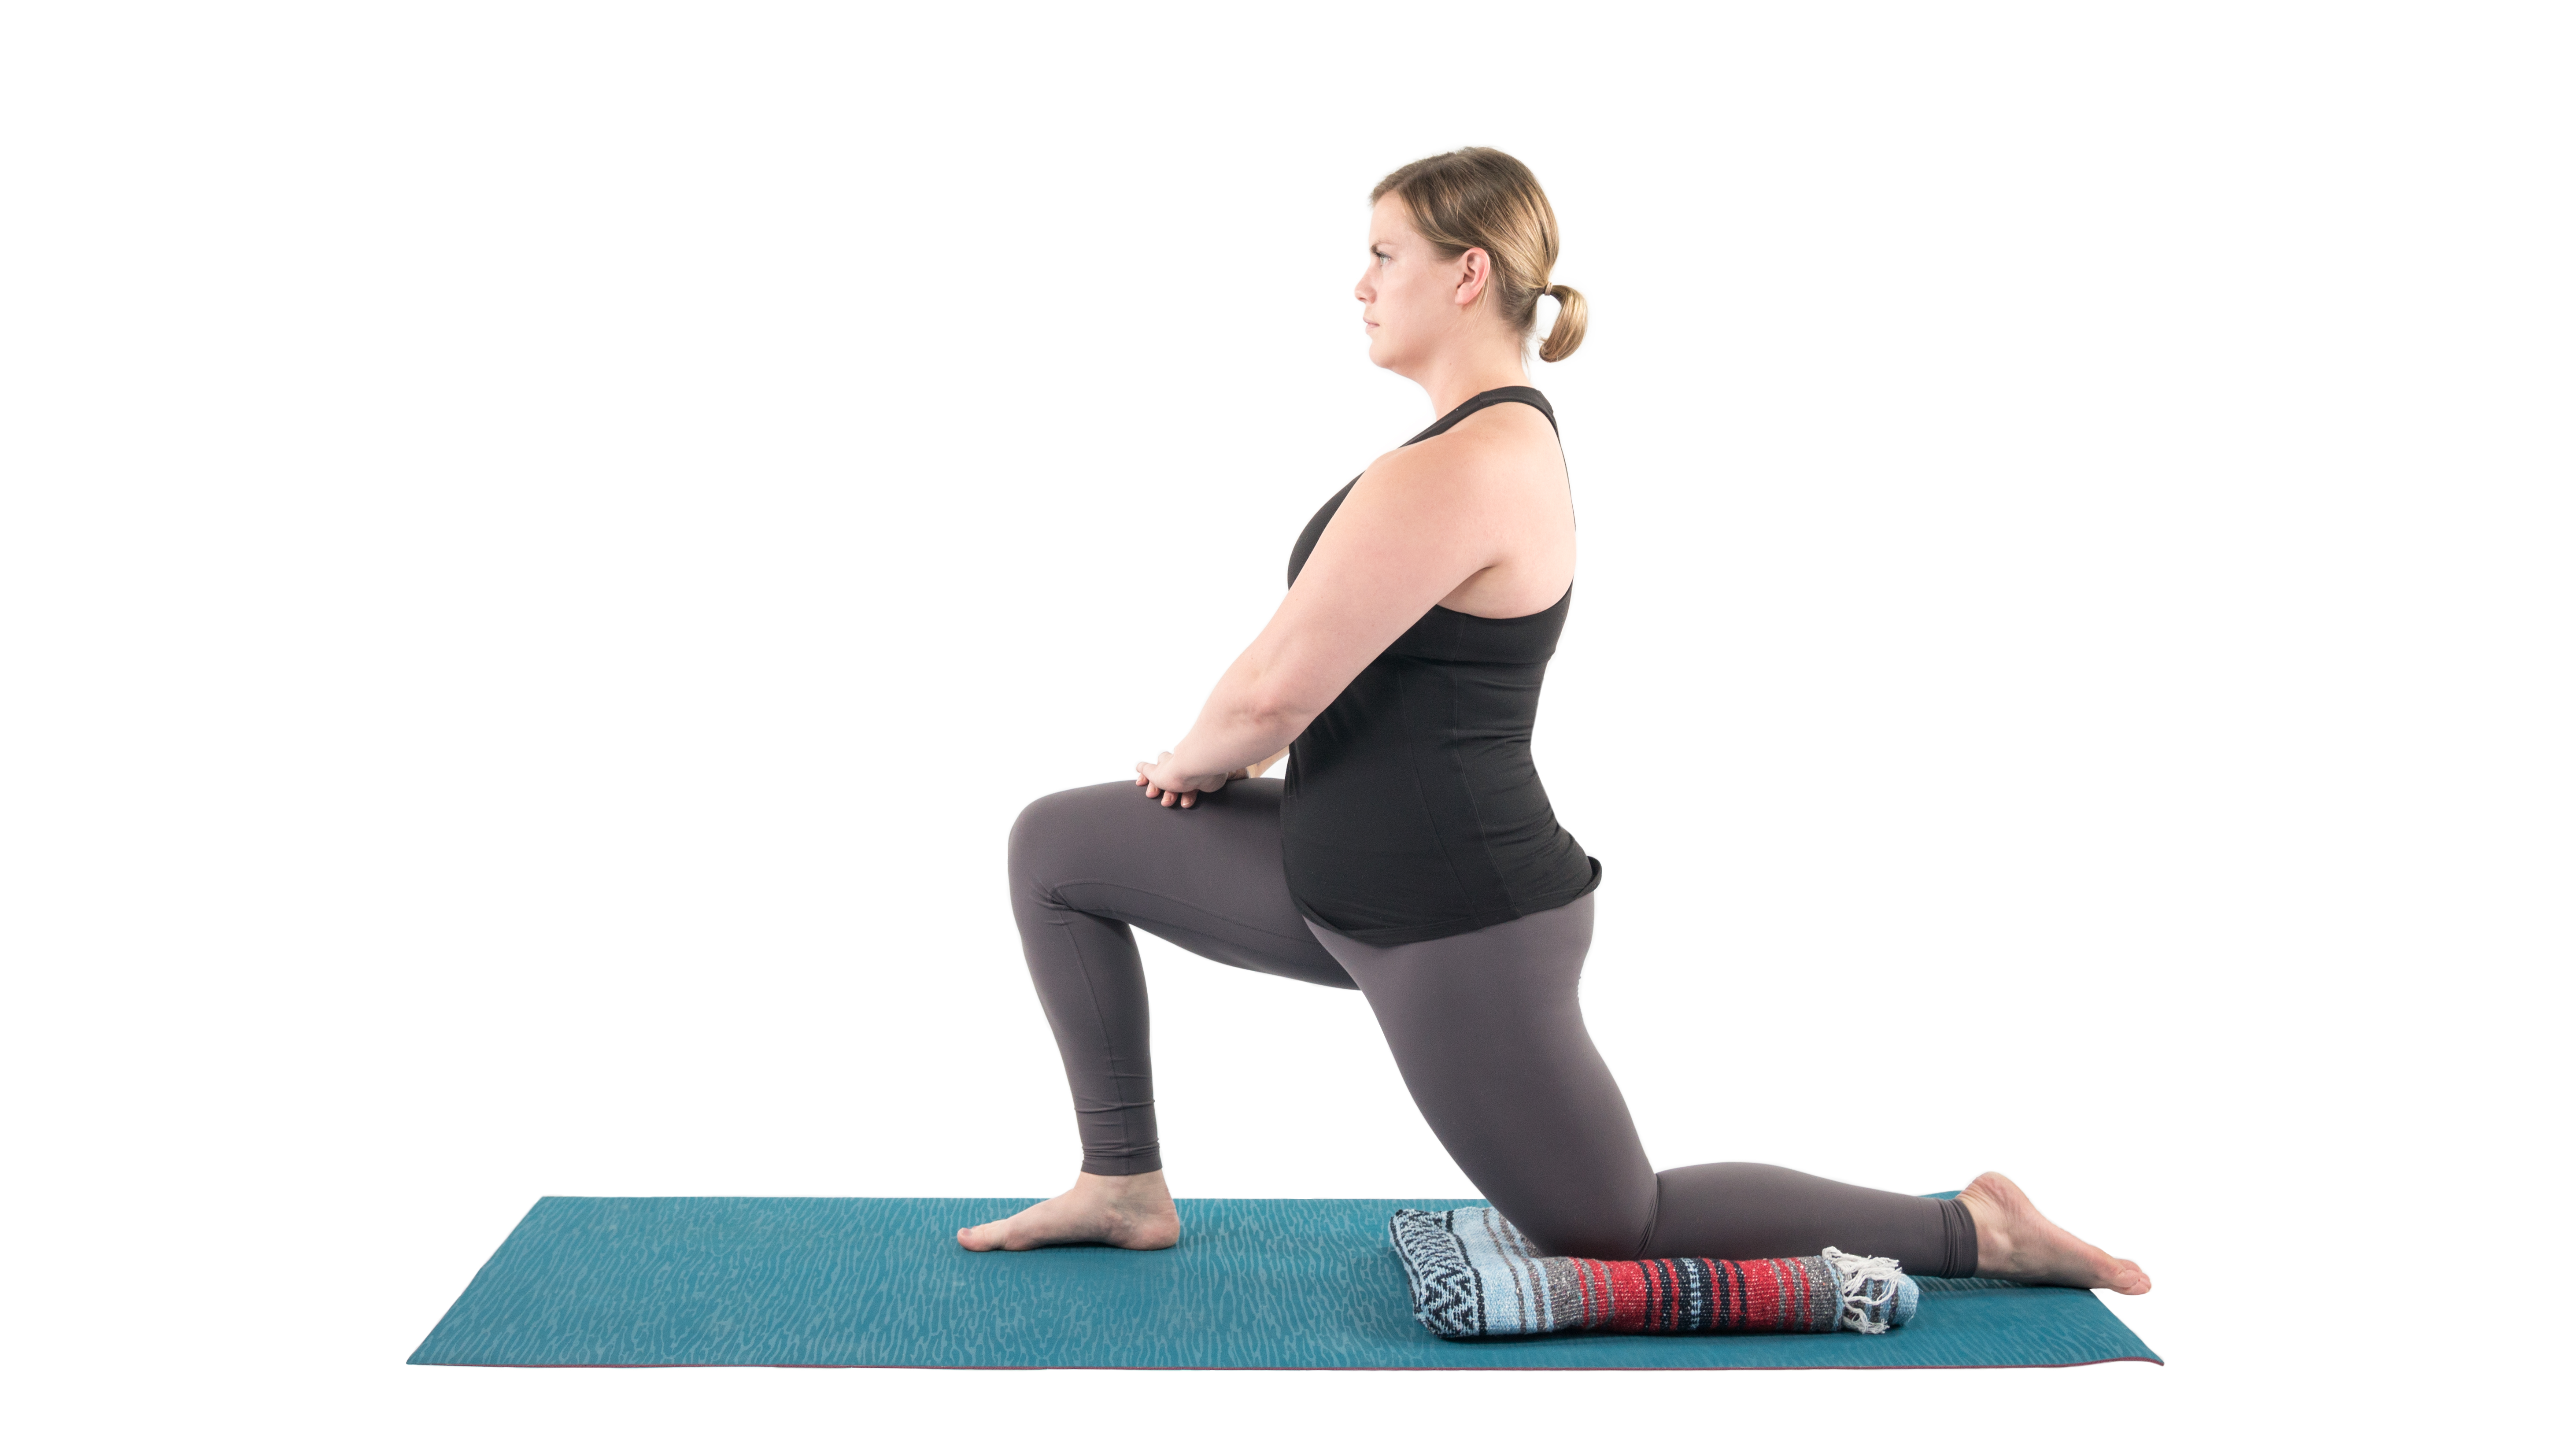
[1406,385,1558,445]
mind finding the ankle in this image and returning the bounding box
[1957,1183,2008,1269]
[1077,1169,1172,1205]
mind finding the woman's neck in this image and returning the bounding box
[1413,344,1532,420]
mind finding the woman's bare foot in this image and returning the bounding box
[1956,1172,2151,1294]
[956,1170,1181,1252]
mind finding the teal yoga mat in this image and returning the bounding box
[409,1196,2160,1369]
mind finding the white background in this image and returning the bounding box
[4,3,2567,1444]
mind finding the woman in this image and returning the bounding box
[959,147,2147,1295]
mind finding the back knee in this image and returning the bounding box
[1472,1170,1657,1260]
[1512,1211,1654,1262]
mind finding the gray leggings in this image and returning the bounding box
[1007,778,1979,1273]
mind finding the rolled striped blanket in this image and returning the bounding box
[1388,1206,1919,1339]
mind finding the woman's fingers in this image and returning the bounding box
[1133,755,1230,806]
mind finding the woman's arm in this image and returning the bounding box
[1135,440,1514,806]
[1219,744,1290,782]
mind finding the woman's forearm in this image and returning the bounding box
[1166,652,1311,781]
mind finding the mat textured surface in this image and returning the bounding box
[409,1196,2160,1369]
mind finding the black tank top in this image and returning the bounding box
[1279,385,1601,944]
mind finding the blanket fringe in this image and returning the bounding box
[1820,1246,1906,1334]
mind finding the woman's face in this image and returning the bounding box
[1356,192,1492,373]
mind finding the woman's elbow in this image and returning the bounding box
[1239,685,1317,739]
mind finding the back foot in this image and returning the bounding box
[1957,1171,2150,1294]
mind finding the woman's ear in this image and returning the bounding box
[1451,247,1493,308]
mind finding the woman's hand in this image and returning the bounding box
[1134,750,1236,809]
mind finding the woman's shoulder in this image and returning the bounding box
[1305,397,1574,618]
[1370,399,1563,500]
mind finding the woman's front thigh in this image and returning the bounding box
[1009,776,1354,987]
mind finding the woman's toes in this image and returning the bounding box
[958,1216,1026,1251]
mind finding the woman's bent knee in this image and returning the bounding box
[1504,1200,1656,1261]
[1009,780,1157,901]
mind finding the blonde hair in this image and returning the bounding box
[1370,147,1589,363]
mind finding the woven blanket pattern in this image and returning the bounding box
[1387,1206,1918,1339]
